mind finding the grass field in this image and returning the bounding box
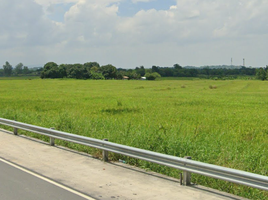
[0,78,267,199]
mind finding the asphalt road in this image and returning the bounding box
[0,159,92,200]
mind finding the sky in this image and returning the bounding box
[0,0,268,68]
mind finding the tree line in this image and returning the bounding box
[40,62,162,80]
[40,62,260,80]
[149,64,256,78]
[2,60,264,80]
[121,64,257,79]
[0,61,42,77]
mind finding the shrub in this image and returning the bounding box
[145,72,161,80]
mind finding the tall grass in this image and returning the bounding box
[0,78,267,199]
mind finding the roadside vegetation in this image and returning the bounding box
[0,78,267,199]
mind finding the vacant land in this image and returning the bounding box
[0,78,267,199]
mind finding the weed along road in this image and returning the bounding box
[0,129,248,200]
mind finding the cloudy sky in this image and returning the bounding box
[0,0,267,68]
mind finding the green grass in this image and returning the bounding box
[0,76,40,80]
[0,79,267,199]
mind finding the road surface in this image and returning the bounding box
[0,158,92,200]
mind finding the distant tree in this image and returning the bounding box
[128,72,141,80]
[14,63,23,75]
[90,66,100,73]
[84,62,100,70]
[173,64,182,70]
[100,64,117,79]
[145,72,161,80]
[152,65,160,73]
[84,63,101,79]
[67,64,88,79]
[3,61,13,76]
[58,64,67,78]
[162,67,173,77]
[90,72,105,80]
[22,66,30,74]
[203,66,210,77]
[256,67,267,80]
[188,69,198,77]
[173,64,183,76]
[135,66,146,76]
[44,62,58,71]
[41,62,59,78]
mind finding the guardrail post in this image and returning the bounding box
[13,127,18,135]
[183,156,192,186]
[50,128,55,146]
[102,139,109,162]
[13,120,18,135]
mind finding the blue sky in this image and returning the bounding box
[1,0,268,68]
[117,0,176,17]
[47,0,176,22]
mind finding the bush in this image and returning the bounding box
[145,72,161,80]
[90,72,105,80]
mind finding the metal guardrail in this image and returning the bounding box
[0,117,267,191]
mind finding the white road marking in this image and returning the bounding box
[0,157,95,200]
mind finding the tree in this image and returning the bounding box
[84,62,100,70]
[173,64,182,77]
[256,67,267,80]
[100,64,117,79]
[41,62,59,78]
[152,65,159,73]
[145,72,161,80]
[22,66,30,74]
[67,64,88,79]
[135,66,146,76]
[15,63,23,75]
[90,66,100,73]
[3,61,13,76]
[44,62,58,71]
[128,71,141,80]
[84,62,101,79]
[90,72,105,80]
[58,64,67,78]
[173,64,182,70]
[161,67,173,76]
[0,69,3,76]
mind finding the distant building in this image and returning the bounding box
[141,77,146,80]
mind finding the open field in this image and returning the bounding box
[0,78,267,199]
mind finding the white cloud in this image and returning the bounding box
[62,0,120,47]
[0,0,59,48]
[1,0,268,67]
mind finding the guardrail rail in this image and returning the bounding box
[0,117,267,190]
